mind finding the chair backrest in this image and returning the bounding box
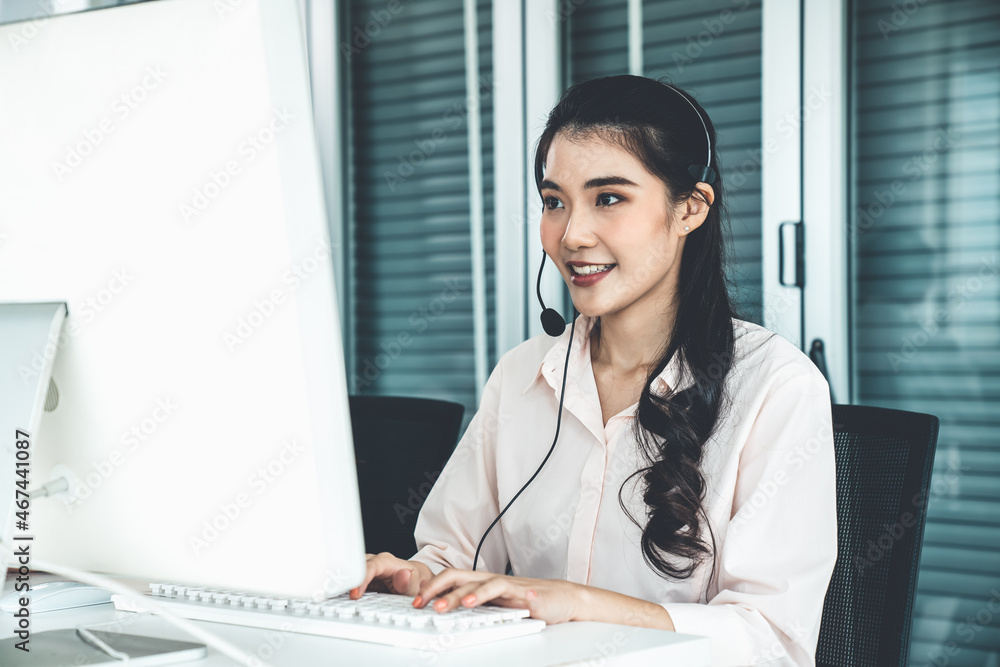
[348,395,464,558]
[817,404,939,667]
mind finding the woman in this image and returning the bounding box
[350,75,838,666]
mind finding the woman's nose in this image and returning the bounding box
[561,212,597,251]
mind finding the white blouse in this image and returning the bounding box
[410,313,838,666]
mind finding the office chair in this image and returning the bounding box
[348,395,465,558]
[816,404,940,667]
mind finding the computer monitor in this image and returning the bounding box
[0,0,366,600]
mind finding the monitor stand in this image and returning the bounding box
[0,302,67,582]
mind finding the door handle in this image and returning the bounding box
[779,221,804,287]
[809,338,836,403]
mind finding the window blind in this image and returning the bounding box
[851,0,1000,663]
[345,0,494,426]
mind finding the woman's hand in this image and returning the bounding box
[413,569,586,625]
[349,552,435,599]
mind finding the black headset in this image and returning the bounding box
[470,84,716,572]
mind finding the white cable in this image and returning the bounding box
[74,612,157,663]
[28,477,69,499]
[77,625,131,662]
[78,611,153,631]
[0,541,273,667]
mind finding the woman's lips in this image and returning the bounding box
[569,265,615,287]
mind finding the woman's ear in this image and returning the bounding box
[677,183,715,235]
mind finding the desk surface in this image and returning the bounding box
[2,577,711,666]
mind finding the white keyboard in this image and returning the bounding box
[111,583,546,651]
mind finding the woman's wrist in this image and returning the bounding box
[567,582,675,631]
[568,581,592,622]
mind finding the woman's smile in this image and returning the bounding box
[567,261,616,286]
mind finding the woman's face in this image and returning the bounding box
[539,131,709,321]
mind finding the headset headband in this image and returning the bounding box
[664,84,717,185]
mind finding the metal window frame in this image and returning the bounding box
[628,0,642,75]
[464,0,488,400]
[494,0,562,352]
[803,0,849,403]
[761,0,804,348]
[762,0,849,402]
[492,0,527,357]
[524,0,563,340]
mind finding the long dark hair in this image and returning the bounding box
[533,75,750,582]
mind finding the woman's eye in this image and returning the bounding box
[597,193,622,207]
[543,196,564,210]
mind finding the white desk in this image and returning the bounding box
[1,576,711,666]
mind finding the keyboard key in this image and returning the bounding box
[114,584,546,651]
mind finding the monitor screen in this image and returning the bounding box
[0,0,365,600]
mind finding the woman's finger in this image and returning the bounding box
[428,580,483,613]
[349,552,404,598]
[459,576,529,610]
[415,568,481,606]
[390,567,413,595]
